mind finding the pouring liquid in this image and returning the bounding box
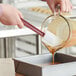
[42,31,63,64]
[42,28,70,64]
[46,45,55,64]
[43,41,67,64]
[43,43,56,64]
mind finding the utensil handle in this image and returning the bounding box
[21,18,45,37]
[56,4,60,15]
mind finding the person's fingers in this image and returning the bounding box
[0,18,16,25]
[55,2,61,13]
[47,0,72,13]
[46,0,55,13]
[50,5,55,13]
[67,2,71,12]
[70,2,73,9]
[0,4,25,27]
[17,16,24,28]
[66,0,71,12]
[17,10,23,18]
[61,0,66,12]
[0,19,8,25]
[61,0,72,12]
[68,5,72,12]
[0,16,10,25]
[50,2,55,13]
[65,0,69,12]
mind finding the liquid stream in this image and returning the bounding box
[43,41,68,64]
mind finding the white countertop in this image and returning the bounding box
[0,27,38,38]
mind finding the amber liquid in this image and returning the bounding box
[45,45,56,65]
[42,22,71,64]
[43,41,68,64]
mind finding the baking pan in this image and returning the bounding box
[14,53,76,76]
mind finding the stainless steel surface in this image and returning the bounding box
[36,35,42,54]
[14,53,76,76]
[16,35,37,57]
[5,38,15,58]
[0,38,15,58]
[0,39,5,58]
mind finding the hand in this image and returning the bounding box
[16,73,24,76]
[0,4,24,28]
[46,0,72,13]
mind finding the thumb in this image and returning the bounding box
[46,0,55,13]
[60,1,66,12]
[17,16,24,28]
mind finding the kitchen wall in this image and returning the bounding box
[71,0,76,5]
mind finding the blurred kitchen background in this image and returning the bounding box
[0,0,76,58]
